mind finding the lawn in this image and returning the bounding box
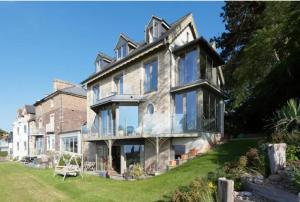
[0,139,259,202]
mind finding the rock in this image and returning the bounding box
[269,174,282,182]
[268,143,287,174]
[253,174,264,184]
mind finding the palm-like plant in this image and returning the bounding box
[271,99,300,133]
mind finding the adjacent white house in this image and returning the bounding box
[12,105,35,160]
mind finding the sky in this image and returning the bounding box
[0,1,225,132]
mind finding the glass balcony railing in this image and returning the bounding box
[82,113,220,139]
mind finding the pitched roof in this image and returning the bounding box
[96,52,114,62]
[34,85,86,106]
[119,33,139,47]
[60,85,87,97]
[81,13,192,85]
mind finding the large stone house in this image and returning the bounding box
[12,105,35,159]
[81,13,225,174]
[30,79,87,155]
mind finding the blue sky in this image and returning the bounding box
[0,2,225,131]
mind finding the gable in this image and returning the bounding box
[114,36,128,51]
[168,14,198,48]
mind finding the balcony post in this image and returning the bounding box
[156,136,159,171]
[108,139,112,170]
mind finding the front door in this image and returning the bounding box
[112,146,121,173]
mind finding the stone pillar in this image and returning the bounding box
[268,143,287,174]
[218,177,234,202]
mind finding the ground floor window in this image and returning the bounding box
[35,137,44,155]
[61,136,78,153]
[203,89,221,132]
[174,90,198,132]
[124,145,144,168]
[46,135,55,150]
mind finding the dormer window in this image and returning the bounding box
[146,16,170,44]
[153,22,159,39]
[95,52,113,73]
[116,44,128,60]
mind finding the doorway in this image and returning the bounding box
[112,146,121,173]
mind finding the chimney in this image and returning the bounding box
[53,79,75,92]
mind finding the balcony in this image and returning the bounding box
[90,93,143,111]
[83,113,221,141]
[30,128,45,136]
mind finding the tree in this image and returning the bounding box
[215,2,300,133]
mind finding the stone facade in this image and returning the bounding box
[82,13,225,173]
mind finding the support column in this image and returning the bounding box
[220,100,225,138]
[108,139,112,170]
[156,136,159,171]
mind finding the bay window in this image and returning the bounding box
[178,49,198,85]
[174,90,197,132]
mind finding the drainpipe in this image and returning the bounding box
[164,38,173,134]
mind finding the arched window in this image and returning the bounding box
[147,103,154,114]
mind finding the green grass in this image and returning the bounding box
[0,139,259,202]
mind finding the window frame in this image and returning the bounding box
[144,58,158,94]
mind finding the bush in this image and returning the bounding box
[291,165,300,190]
[270,99,300,134]
[287,145,300,161]
[131,164,143,179]
[58,154,81,166]
[0,151,8,157]
[171,177,215,202]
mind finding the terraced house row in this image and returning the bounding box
[12,13,225,174]
[12,80,86,159]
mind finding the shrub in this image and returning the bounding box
[171,177,215,202]
[270,99,300,134]
[0,151,8,157]
[238,156,248,168]
[291,166,300,190]
[58,154,81,166]
[131,164,143,179]
[287,145,300,161]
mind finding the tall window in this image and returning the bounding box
[100,108,113,136]
[114,73,124,95]
[174,90,197,132]
[23,125,27,133]
[144,59,158,93]
[24,141,27,150]
[17,142,19,151]
[203,90,220,132]
[47,135,55,150]
[178,49,198,85]
[93,84,100,104]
